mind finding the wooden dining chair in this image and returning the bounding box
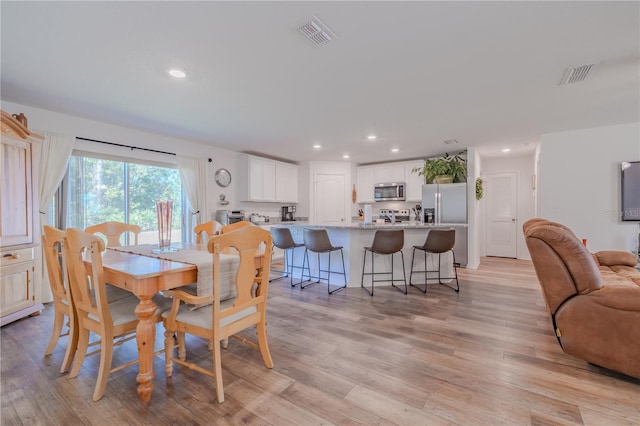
[220,220,253,234]
[162,225,273,403]
[64,227,170,401]
[42,225,77,373]
[194,220,223,244]
[85,221,141,247]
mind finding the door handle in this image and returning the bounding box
[512,218,516,222]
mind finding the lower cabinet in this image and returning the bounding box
[1,247,42,326]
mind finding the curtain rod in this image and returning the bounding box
[76,137,176,156]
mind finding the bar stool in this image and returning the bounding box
[270,227,305,287]
[361,229,407,296]
[409,228,460,293]
[301,228,347,294]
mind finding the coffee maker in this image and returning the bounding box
[281,205,296,221]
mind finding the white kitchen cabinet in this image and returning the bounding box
[240,154,298,203]
[356,166,375,203]
[405,161,425,202]
[374,164,405,183]
[275,162,298,203]
[1,110,43,326]
[240,155,276,202]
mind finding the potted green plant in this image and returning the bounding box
[412,150,467,184]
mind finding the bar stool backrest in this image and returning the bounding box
[370,230,404,254]
[421,229,455,253]
[303,228,333,252]
[271,227,297,249]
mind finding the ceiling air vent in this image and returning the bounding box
[559,63,598,85]
[444,139,459,145]
[299,16,336,46]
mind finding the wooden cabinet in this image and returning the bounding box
[240,154,298,203]
[405,161,425,202]
[1,110,43,326]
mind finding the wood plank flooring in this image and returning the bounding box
[2,257,638,425]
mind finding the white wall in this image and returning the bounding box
[539,122,640,252]
[480,153,536,260]
[2,101,296,222]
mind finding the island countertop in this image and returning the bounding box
[275,221,468,230]
[268,221,467,288]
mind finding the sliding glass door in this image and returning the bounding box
[64,154,184,244]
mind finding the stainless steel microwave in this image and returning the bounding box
[374,182,406,202]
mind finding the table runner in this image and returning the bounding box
[107,244,238,301]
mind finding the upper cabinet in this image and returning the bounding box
[275,162,298,203]
[356,160,425,203]
[1,111,41,248]
[405,161,425,202]
[374,164,405,183]
[356,166,375,203]
[239,155,298,203]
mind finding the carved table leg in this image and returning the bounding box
[134,295,157,403]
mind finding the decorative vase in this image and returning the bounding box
[156,200,173,251]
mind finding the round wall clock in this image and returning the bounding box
[214,168,232,187]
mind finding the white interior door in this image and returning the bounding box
[486,172,518,258]
[315,174,346,225]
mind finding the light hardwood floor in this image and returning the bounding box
[1,257,638,425]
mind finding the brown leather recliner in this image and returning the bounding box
[523,218,640,379]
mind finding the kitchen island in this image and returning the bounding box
[273,222,467,289]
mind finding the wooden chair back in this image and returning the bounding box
[194,220,223,244]
[64,228,112,329]
[163,224,273,403]
[85,221,141,247]
[208,225,272,326]
[220,220,253,234]
[42,225,77,372]
[64,227,146,401]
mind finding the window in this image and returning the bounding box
[63,154,184,244]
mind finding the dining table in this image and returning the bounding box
[98,242,265,403]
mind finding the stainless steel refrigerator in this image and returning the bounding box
[422,182,468,265]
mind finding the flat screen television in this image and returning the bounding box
[621,161,640,221]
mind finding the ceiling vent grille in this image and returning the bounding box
[299,16,336,46]
[559,63,597,85]
[444,139,459,145]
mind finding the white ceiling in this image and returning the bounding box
[2,1,639,164]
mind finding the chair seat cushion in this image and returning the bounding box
[162,299,257,330]
[88,293,171,326]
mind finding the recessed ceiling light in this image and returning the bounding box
[313,144,322,149]
[168,68,186,78]
[343,154,350,159]
[391,148,399,153]
[502,148,511,153]
[367,135,377,140]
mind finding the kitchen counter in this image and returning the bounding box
[275,221,466,229]
[270,222,467,289]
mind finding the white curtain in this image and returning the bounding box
[33,129,75,303]
[176,155,209,232]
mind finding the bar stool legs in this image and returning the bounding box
[270,245,304,287]
[270,227,305,287]
[361,249,407,296]
[300,228,347,295]
[409,229,460,293]
[360,229,407,296]
[300,247,347,294]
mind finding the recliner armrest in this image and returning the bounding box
[594,251,637,267]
